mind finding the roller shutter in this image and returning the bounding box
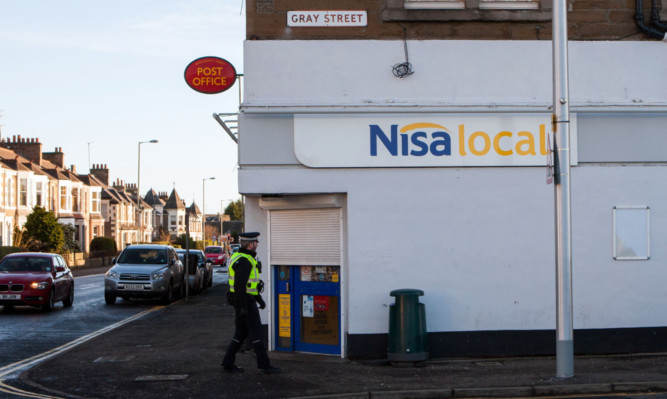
[269,208,341,266]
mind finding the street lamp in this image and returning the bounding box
[202,177,216,242]
[87,142,93,172]
[137,139,159,243]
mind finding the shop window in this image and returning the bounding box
[301,295,339,346]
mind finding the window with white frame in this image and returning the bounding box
[19,178,28,207]
[36,182,43,206]
[92,191,100,212]
[72,187,80,212]
[404,0,538,9]
[60,186,68,210]
[8,179,14,207]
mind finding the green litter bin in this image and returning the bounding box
[388,288,428,362]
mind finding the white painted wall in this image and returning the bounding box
[243,40,667,109]
[241,39,667,336]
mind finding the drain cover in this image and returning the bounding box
[93,355,136,363]
[134,375,189,381]
[474,361,503,367]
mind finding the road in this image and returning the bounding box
[0,266,229,399]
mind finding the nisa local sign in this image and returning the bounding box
[184,56,236,94]
[294,114,577,167]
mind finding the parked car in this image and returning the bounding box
[191,249,214,288]
[204,245,227,266]
[176,249,211,293]
[104,244,184,305]
[0,252,74,311]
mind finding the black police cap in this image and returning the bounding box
[239,232,260,241]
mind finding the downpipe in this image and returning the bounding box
[650,0,667,31]
[635,0,667,40]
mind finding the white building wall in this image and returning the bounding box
[241,40,667,338]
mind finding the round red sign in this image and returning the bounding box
[184,56,237,94]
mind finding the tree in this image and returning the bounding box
[172,233,197,249]
[23,206,64,252]
[60,223,80,252]
[224,199,244,221]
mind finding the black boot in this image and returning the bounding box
[221,339,243,369]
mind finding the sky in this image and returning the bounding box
[0,0,245,215]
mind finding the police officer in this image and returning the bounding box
[221,232,281,374]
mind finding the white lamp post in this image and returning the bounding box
[137,140,158,242]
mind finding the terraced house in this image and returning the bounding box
[237,0,667,359]
[0,136,202,252]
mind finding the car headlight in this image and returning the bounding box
[106,270,119,280]
[152,269,167,280]
[30,281,49,290]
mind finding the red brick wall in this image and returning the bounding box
[247,0,660,41]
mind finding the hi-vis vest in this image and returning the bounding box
[228,252,260,295]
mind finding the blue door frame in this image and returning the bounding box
[274,266,340,355]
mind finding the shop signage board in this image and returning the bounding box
[287,11,367,27]
[294,113,577,168]
[184,56,236,94]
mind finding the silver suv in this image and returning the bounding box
[104,245,184,305]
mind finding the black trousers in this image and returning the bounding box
[222,294,270,369]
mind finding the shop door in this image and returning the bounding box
[275,265,340,355]
[270,208,343,356]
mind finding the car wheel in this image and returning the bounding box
[42,288,55,312]
[162,281,174,304]
[63,285,74,307]
[105,293,116,305]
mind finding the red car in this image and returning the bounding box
[204,246,227,266]
[0,252,74,311]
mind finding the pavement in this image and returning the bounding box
[18,266,667,399]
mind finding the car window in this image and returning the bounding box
[205,247,222,254]
[118,248,168,265]
[0,256,52,272]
